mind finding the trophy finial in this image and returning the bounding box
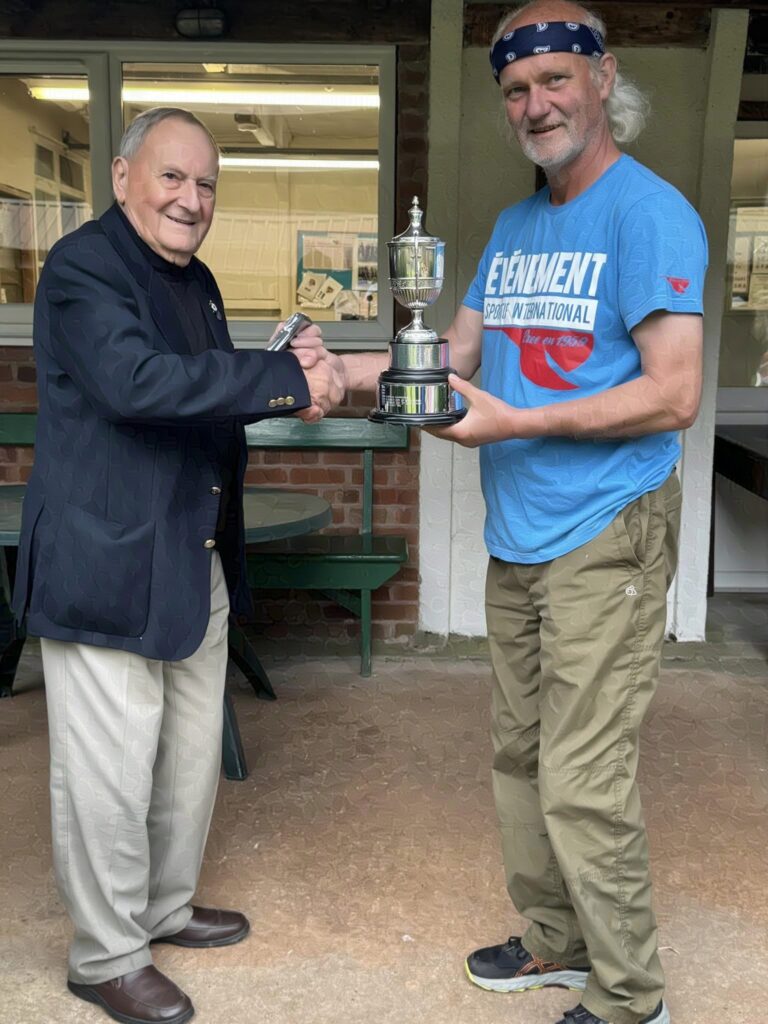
[408,196,424,233]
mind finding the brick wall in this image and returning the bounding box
[0,347,37,483]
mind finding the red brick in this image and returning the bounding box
[0,346,34,361]
[373,602,417,622]
[393,622,418,639]
[394,506,418,525]
[244,467,288,485]
[0,381,37,411]
[262,451,303,464]
[322,452,359,466]
[288,468,345,485]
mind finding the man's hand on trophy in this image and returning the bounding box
[297,357,347,423]
[425,374,521,447]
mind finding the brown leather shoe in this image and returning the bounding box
[68,965,194,1024]
[152,906,250,948]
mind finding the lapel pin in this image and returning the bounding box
[208,299,222,320]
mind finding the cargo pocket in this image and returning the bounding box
[42,503,155,637]
[613,492,649,571]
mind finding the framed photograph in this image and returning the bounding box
[297,230,379,318]
[727,204,768,311]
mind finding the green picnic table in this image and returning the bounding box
[0,486,331,781]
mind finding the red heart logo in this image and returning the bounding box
[666,277,690,294]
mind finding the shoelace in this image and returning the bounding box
[501,937,528,964]
[562,1006,607,1024]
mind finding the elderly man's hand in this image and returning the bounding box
[298,356,347,423]
[267,319,325,370]
[280,324,348,421]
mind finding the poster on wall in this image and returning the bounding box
[753,235,768,274]
[747,274,768,310]
[296,230,378,319]
[728,206,768,310]
[731,236,751,296]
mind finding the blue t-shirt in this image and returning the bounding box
[463,155,708,564]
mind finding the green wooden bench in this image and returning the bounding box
[244,417,410,676]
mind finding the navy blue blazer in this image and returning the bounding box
[12,203,311,660]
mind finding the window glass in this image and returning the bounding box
[721,137,768,387]
[121,61,380,324]
[0,74,91,305]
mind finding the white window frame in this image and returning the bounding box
[0,40,396,349]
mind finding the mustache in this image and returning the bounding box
[523,119,565,134]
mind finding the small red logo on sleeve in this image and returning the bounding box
[666,276,690,294]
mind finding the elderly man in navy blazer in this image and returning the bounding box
[13,107,344,1024]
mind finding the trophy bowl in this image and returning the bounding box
[369,197,466,426]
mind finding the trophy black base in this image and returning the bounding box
[368,409,466,426]
[368,367,467,426]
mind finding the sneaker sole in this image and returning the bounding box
[464,960,589,993]
[648,1003,670,1024]
[67,981,195,1024]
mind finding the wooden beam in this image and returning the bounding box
[738,100,768,120]
[465,3,719,48]
[0,0,430,42]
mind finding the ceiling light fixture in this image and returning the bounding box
[28,84,380,109]
[220,155,379,171]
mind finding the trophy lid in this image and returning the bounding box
[390,196,442,247]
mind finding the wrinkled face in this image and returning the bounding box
[499,46,609,171]
[112,117,219,265]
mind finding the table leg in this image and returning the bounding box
[222,690,248,781]
[227,622,277,701]
[0,547,24,698]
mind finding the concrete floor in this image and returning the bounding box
[1,595,766,1024]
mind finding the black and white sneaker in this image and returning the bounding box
[465,935,590,993]
[554,1000,669,1024]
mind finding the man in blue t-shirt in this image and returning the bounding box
[296,3,706,1023]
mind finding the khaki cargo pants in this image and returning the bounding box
[485,473,681,1024]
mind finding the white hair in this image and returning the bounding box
[492,3,650,144]
[119,107,220,160]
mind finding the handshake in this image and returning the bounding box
[268,317,347,423]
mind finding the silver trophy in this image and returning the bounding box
[369,197,466,425]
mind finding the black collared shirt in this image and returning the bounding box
[115,204,236,538]
[114,204,215,355]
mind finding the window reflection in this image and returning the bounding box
[0,74,91,304]
[722,137,768,387]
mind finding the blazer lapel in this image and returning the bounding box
[99,204,193,356]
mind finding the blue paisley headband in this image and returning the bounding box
[490,21,605,82]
